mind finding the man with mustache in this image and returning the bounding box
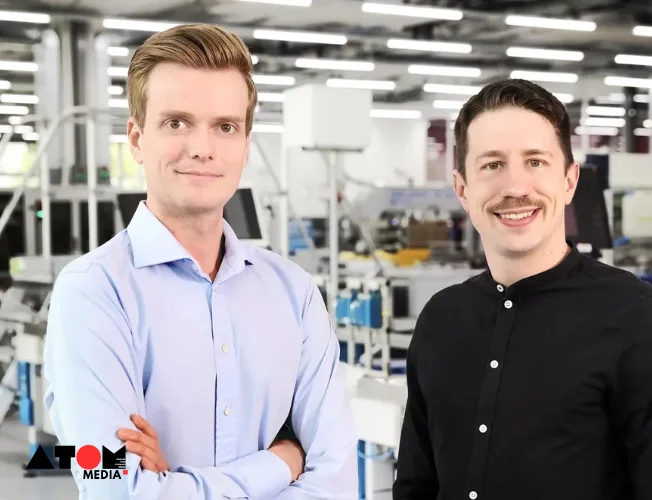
[393,79,652,500]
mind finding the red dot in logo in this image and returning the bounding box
[76,445,101,470]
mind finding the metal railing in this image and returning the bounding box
[0,106,117,261]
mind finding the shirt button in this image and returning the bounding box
[221,344,229,353]
[504,300,513,309]
[469,492,478,499]
[496,284,504,292]
[224,406,231,416]
[479,424,488,433]
[490,360,499,369]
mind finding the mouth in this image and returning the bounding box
[494,208,541,227]
[176,171,222,181]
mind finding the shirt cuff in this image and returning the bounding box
[234,449,292,499]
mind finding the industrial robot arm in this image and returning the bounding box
[393,309,439,499]
[42,268,292,500]
[273,276,359,499]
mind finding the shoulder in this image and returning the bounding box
[418,271,489,319]
[576,254,652,301]
[53,231,133,298]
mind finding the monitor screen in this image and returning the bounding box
[117,193,146,227]
[224,188,263,240]
[565,166,612,250]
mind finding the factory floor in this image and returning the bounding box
[0,414,78,499]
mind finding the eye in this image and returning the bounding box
[220,123,236,134]
[483,162,502,170]
[528,159,544,167]
[166,119,186,130]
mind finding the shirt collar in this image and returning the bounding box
[478,240,582,297]
[127,201,253,271]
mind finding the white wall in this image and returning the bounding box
[244,117,429,220]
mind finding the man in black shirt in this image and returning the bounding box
[393,79,652,500]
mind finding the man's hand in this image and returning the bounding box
[117,414,169,473]
[269,439,305,482]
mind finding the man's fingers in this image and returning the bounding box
[125,440,159,468]
[139,457,160,473]
[119,429,159,454]
[131,415,158,440]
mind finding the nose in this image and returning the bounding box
[187,128,215,161]
[499,163,533,199]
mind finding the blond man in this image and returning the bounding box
[43,23,358,500]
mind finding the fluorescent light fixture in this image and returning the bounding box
[0,93,38,104]
[22,132,39,141]
[253,74,295,86]
[110,134,129,143]
[604,76,652,89]
[251,55,259,65]
[108,85,123,95]
[386,38,471,54]
[0,104,28,115]
[0,124,11,134]
[0,60,38,72]
[510,70,578,83]
[634,128,651,136]
[553,93,574,103]
[423,83,480,95]
[108,66,128,78]
[408,64,481,77]
[108,98,128,108]
[635,94,649,103]
[574,126,618,136]
[8,116,23,125]
[433,99,467,110]
[0,80,9,90]
[103,18,180,32]
[585,106,625,117]
[370,109,422,119]
[0,10,50,23]
[505,15,596,31]
[107,46,130,57]
[295,58,375,71]
[326,78,396,90]
[13,124,32,134]
[252,123,284,133]
[633,25,652,37]
[253,29,347,45]
[258,92,285,102]
[581,117,625,127]
[614,54,652,66]
[506,47,584,61]
[236,0,311,4]
[361,2,463,20]
[644,119,651,128]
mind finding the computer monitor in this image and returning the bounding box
[223,187,267,246]
[117,192,147,227]
[117,188,267,246]
[565,166,613,251]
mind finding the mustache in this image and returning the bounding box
[488,197,545,213]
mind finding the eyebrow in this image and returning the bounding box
[158,110,246,124]
[474,148,552,164]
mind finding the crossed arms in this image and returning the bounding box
[42,269,358,500]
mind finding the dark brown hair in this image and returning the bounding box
[128,23,258,135]
[454,79,574,180]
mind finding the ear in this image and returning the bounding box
[564,162,580,205]
[127,117,144,165]
[453,169,469,213]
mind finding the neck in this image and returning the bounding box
[146,199,225,281]
[485,233,571,287]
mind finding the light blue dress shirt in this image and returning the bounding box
[43,201,358,499]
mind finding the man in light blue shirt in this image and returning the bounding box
[42,23,358,499]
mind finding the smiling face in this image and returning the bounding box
[127,62,250,219]
[454,106,579,259]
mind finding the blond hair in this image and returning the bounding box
[127,23,257,134]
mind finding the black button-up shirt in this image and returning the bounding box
[393,244,652,500]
